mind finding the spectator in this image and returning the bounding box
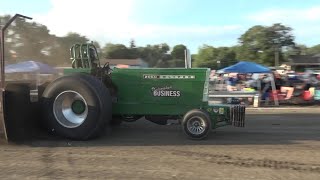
[227,74,238,91]
[273,71,284,91]
[281,73,295,99]
[303,73,319,91]
[260,74,271,100]
[236,74,246,90]
[310,74,319,86]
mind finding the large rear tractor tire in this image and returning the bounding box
[181,109,211,140]
[41,73,112,140]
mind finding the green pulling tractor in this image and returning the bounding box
[0,14,245,142]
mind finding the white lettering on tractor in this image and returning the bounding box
[143,74,195,79]
[151,87,181,97]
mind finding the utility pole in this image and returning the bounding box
[275,45,279,68]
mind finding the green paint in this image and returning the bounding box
[63,68,92,75]
[203,104,232,128]
[71,100,86,114]
[62,43,246,129]
[111,68,210,115]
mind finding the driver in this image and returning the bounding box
[89,48,99,68]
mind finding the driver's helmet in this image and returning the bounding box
[89,48,96,60]
[89,48,99,66]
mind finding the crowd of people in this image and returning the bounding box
[210,69,320,103]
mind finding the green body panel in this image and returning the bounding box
[203,104,232,128]
[111,68,210,116]
[63,68,93,75]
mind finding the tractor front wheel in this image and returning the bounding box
[181,109,211,140]
[41,73,112,140]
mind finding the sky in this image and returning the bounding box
[1,0,320,53]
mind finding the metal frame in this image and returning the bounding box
[0,14,32,142]
[0,14,32,88]
[70,43,100,69]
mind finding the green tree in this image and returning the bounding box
[129,39,136,49]
[168,44,187,67]
[102,43,130,59]
[139,43,171,67]
[194,45,236,69]
[282,44,308,61]
[1,15,16,63]
[128,39,139,59]
[194,45,218,68]
[171,44,186,59]
[307,44,320,55]
[1,15,104,66]
[101,42,141,59]
[238,23,295,66]
[237,25,266,62]
[49,32,89,65]
[2,16,57,65]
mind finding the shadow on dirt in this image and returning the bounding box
[3,113,317,148]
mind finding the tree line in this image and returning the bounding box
[1,15,320,69]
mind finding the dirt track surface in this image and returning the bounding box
[1,109,320,180]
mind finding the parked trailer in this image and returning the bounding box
[0,14,246,142]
